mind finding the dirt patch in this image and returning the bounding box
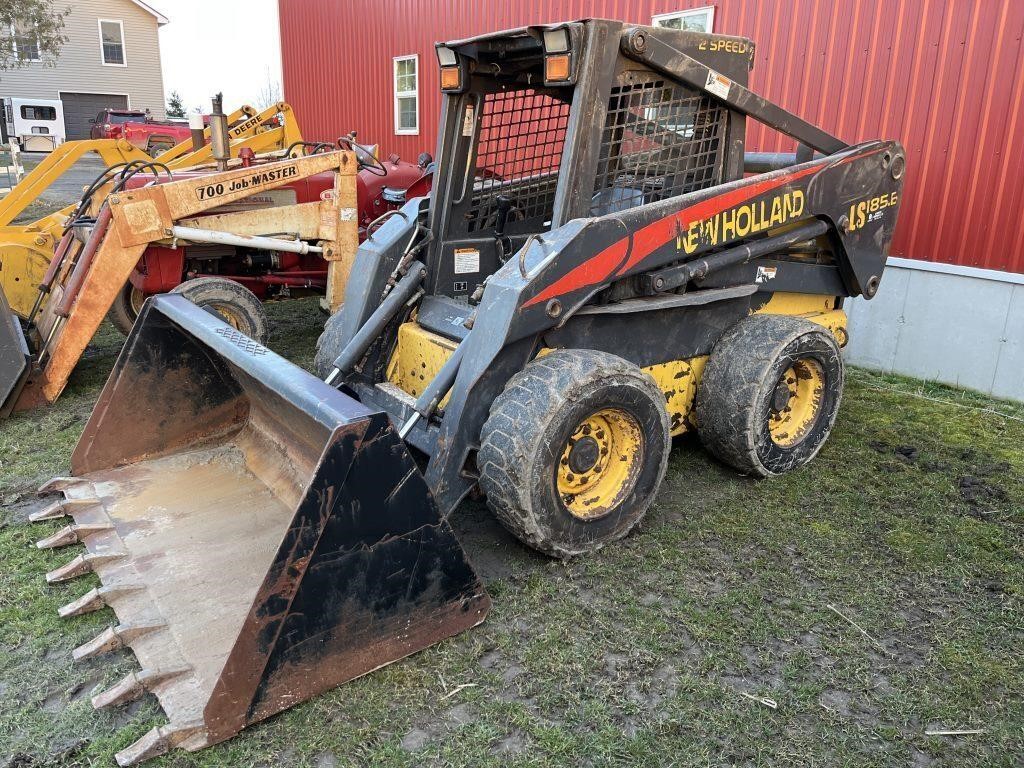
[447,499,545,582]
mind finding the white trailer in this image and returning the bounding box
[2,97,66,152]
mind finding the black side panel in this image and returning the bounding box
[543,294,770,366]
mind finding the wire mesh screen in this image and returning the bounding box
[465,89,571,233]
[591,77,727,216]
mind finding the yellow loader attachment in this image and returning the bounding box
[0,102,302,320]
[33,295,489,765]
[2,149,354,416]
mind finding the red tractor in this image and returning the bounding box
[107,148,434,337]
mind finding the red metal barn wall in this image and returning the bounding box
[279,0,1024,274]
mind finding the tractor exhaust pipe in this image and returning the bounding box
[209,94,230,171]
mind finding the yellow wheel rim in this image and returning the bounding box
[768,359,825,447]
[556,408,643,521]
[206,301,244,331]
[128,286,146,317]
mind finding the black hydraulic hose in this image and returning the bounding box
[646,219,831,293]
[324,260,426,383]
[398,341,467,439]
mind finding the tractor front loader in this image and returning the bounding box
[1,149,358,415]
[0,101,301,322]
[30,19,903,764]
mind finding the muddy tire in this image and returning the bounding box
[170,277,269,343]
[478,349,671,559]
[695,314,843,477]
[107,282,148,336]
[313,304,346,378]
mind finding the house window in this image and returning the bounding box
[11,23,41,62]
[652,7,716,32]
[99,19,126,66]
[394,54,419,135]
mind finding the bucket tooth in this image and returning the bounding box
[46,552,123,584]
[29,497,98,523]
[36,522,113,549]
[114,721,204,768]
[92,667,191,710]
[38,477,83,494]
[58,584,145,618]
[72,622,164,662]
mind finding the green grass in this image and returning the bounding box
[1,299,1021,767]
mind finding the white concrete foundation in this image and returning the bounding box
[844,258,1023,402]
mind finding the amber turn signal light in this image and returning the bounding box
[545,54,571,82]
[440,66,461,90]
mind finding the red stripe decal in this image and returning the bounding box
[521,163,824,310]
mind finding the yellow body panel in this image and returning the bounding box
[754,291,848,346]
[383,293,846,434]
[386,322,459,408]
[642,356,708,436]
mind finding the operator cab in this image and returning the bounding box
[424,20,753,301]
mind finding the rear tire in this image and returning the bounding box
[695,314,843,477]
[170,277,269,343]
[107,282,147,336]
[313,304,347,378]
[478,349,671,559]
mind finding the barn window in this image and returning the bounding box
[10,23,41,62]
[99,19,127,66]
[393,54,419,135]
[652,7,715,32]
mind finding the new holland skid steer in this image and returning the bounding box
[30,20,903,764]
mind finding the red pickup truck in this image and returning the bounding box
[90,108,193,154]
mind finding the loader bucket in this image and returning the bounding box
[33,295,490,766]
[0,284,30,415]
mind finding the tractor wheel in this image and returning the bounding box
[147,138,174,156]
[478,349,670,559]
[695,314,843,477]
[107,282,147,336]
[313,304,346,378]
[170,277,269,343]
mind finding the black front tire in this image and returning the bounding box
[313,304,347,378]
[107,282,147,336]
[170,277,269,343]
[478,349,671,559]
[695,314,844,477]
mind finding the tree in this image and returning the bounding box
[0,0,70,70]
[255,68,282,110]
[166,91,186,119]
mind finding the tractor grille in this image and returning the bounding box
[591,77,727,216]
[466,88,571,233]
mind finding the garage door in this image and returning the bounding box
[60,92,129,140]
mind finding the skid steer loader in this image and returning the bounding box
[30,19,904,764]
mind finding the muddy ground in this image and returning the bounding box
[0,299,1021,768]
